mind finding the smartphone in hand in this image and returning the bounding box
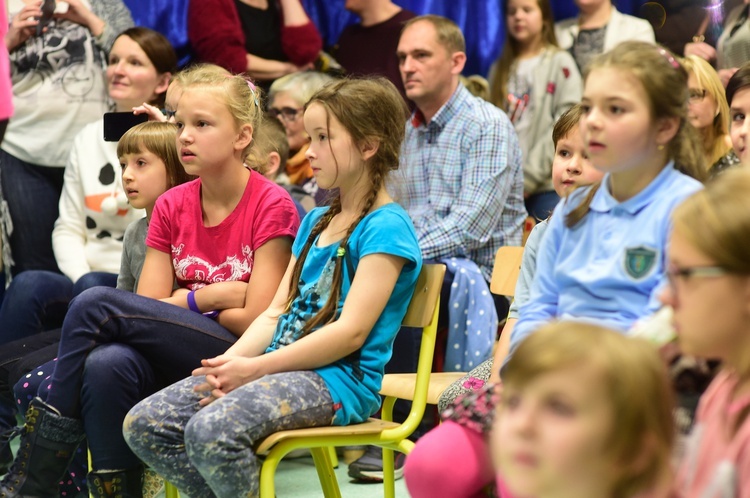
[36,0,56,36]
[103,112,148,142]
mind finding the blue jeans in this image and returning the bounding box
[16,344,157,471]
[0,150,65,275]
[0,270,118,346]
[41,287,237,467]
[0,271,117,435]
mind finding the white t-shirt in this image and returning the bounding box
[507,53,542,163]
[3,0,109,167]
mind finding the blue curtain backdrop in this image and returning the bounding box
[122,0,645,75]
[301,0,504,77]
[301,0,644,78]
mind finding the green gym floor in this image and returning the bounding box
[7,438,410,497]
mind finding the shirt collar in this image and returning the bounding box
[590,161,679,214]
[410,84,468,130]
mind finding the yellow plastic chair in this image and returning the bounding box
[256,263,446,498]
[165,482,179,498]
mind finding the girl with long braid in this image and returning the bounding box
[124,77,423,498]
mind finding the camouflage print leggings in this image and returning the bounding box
[124,371,334,498]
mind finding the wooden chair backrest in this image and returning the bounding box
[401,264,446,329]
[490,246,524,297]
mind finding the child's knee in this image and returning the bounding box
[83,344,149,390]
[67,286,118,315]
[122,400,151,450]
[184,409,225,465]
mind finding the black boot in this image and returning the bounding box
[0,397,85,497]
[88,466,144,498]
[0,428,14,476]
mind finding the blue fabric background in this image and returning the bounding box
[122,0,645,76]
[303,0,504,76]
[300,0,643,77]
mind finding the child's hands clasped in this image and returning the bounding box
[192,354,266,406]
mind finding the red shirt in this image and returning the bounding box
[147,170,299,289]
[188,0,321,74]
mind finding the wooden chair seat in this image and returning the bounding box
[377,246,525,414]
[256,418,401,455]
[380,372,466,405]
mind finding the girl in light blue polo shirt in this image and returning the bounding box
[511,41,706,353]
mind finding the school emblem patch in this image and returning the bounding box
[624,246,657,280]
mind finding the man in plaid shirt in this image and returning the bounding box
[394,14,526,284]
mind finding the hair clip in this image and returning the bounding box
[658,48,680,70]
[246,78,260,108]
[336,247,346,258]
[225,74,261,108]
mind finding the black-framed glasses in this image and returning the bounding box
[665,264,728,293]
[268,106,304,122]
[688,88,707,102]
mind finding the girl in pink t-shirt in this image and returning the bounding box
[0,66,299,497]
[664,168,750,497]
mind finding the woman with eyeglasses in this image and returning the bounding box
[663,167,750,496]
[267,71,335,205]
[681,55,740,176]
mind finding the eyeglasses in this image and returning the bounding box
[688,88,707,102]
[268,106,304,122]
[665,264,728,294]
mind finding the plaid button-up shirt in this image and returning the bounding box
[394,84,526,282]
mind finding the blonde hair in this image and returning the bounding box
[167,63,230,110]
[403,15,466,54]
[117,121,193,189]
[489,0,558,108]
[459,75,491,101]
[285,77,409,336]
[174,64,263,161]
[247,117,290,177]
[566,42,707,228]
[681,55,732,169]
[672,168,750,275]
[503,322,674,498]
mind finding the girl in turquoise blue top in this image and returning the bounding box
[511,41,707,354]
[124,77,422,498]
